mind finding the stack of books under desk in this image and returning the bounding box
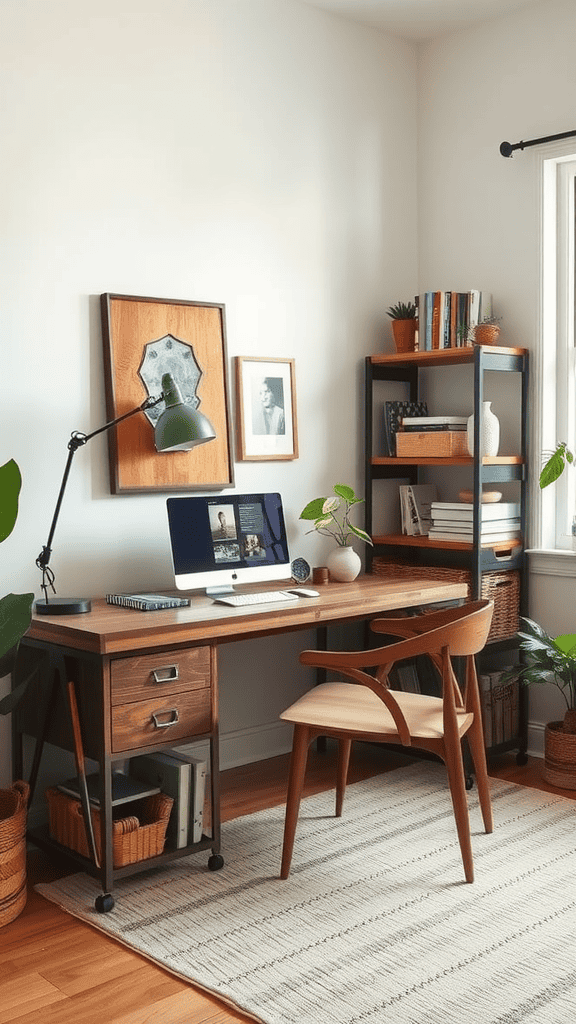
[428,500,522,545]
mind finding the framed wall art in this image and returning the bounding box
[101,294,234,493]
[235,356,298,461]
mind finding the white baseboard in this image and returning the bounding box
[178,719,294,772]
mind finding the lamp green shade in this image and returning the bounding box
[154,374,216,452]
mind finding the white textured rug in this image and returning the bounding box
[36,763,576,1024]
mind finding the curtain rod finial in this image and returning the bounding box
[500,141,514,158]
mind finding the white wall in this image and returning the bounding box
[0,0,418,790]
[417,0,575,751]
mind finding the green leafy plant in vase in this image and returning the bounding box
[299,484,372,582]
[386,300,417,353]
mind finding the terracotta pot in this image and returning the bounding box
[391,319,417,353]
[474,324,501,346]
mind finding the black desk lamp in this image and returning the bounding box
[35,372,216,616]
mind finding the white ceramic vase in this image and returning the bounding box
[466,401,500,457]
[326,545,361,582]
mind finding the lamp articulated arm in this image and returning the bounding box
[36,394,163,606]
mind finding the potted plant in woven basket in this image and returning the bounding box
[473,314,502,347]
[0,459,34,926]
[386,300,417,353]
[504,619,576,788]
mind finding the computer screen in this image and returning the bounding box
[166,492,292,594]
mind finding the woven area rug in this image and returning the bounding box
[36,762,576,1024]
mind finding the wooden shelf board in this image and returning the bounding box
[372,534,523,552]
[371,455,524,467]
[369,345,527,369]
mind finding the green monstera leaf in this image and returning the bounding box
[0,459,23,542]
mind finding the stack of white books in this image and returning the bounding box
[401,415,468,433]
[428,500,521,543]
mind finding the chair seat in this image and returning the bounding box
[280,681,473,741]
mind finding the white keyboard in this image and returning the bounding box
[213,590,300,607]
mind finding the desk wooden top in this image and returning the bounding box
[25,575,468,657]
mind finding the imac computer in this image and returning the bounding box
[166,492,292,594]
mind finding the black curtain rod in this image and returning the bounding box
[500,129,576,157]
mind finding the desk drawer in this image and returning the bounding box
[110,647,210,705]
[112,688,211,752]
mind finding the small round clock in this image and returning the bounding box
[291,557,311,584]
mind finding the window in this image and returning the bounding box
[538,152,576,553]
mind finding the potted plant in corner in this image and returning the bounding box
[0,459,34,926]
[505,619,576,788]
[299,483,373,582]
[386,300,417,353]
[503,440,576,788]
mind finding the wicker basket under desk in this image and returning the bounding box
[372,559,520,642]
[46,787,173,867]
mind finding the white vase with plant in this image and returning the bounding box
[299,483,373,582]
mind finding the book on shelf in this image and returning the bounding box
[130,749,207,847]
[430,501,520,520]
[430,519,521,532]
[383,400,428,456]
[479,670,519,748]
[427,529,521,544]
[56,771,161,807]
[401,415,468,432]
[399,484,438,536]
[163,749,207,843]
[106,593,190,611]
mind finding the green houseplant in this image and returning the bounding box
[506,618,576,787]
[299,483,372,582]
[0,460,34,714]
[386,300,417,353]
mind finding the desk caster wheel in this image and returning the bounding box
[208,854,224,871]
[95,893,115,913]
[465,775,474,791]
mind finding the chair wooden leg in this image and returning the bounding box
[466,722,493,834]
[444,746,474,883]
[336,738,352,817]
[280,724,311,880]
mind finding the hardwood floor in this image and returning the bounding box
[1,746,574,1024]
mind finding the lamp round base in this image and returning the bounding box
[35,598,92,616]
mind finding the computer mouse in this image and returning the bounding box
[285,588,320,598]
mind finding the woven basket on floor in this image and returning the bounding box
[543,721,576,789]
[0,780,29,928]
[371,558,520,642]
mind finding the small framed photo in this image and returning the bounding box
[235,357,298,461]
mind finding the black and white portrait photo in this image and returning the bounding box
[235,356,298,461]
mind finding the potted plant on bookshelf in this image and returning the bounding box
[386,300,417,353]
[504,618,576,788]
[473,314,502,347]
[0,459,34,926]
[299,484,373,582]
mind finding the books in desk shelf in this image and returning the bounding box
[428,530,521,544]
[399,484,438,536]
[401,416,468,432]
[106,593,191,610]
[130,750,207,848]
[479,670,519,748]
[418,290,492,350]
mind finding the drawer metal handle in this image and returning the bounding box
[151,708,180,729]
[152,665,179,683]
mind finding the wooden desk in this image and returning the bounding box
[13,574,467,910]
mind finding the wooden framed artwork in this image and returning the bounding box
[235,356,298,461]
[101,294,234,493]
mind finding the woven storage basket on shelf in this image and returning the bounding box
[46,787,173,867]
[0,780,29,928]
[543,722,576,789]
[372,559,520,642]
[395,431,469,457]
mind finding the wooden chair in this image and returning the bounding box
[279,599,494,882]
